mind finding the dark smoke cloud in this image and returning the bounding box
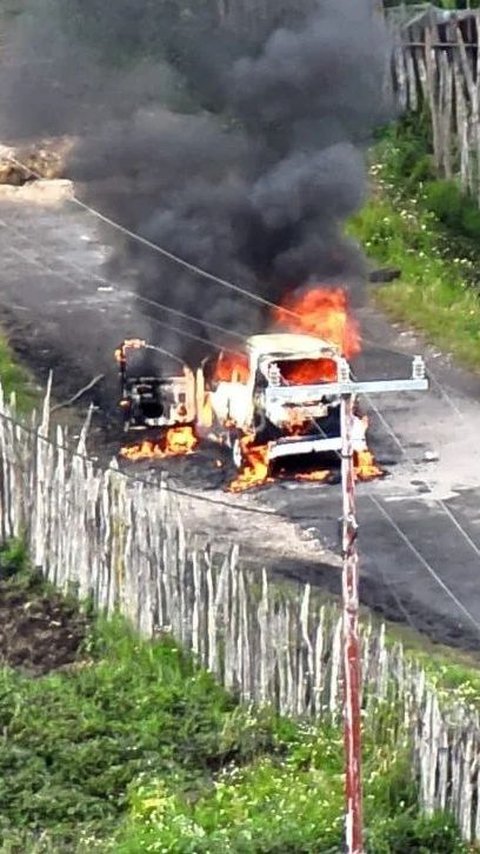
[0,0,392,367]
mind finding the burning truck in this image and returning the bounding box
[200,331,379,491]
[115,339,198,459]
[205,333,367,463]
[116,288,382,487]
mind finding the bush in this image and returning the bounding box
[115,727,467,853]
[0,603,469,852]
[0,537,28,579]
[366,810,468,853]
[423,179,480,241]
[0,616,281,850]
[376,113,434,191]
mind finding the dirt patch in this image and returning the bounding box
[0,178,73,203]
[0,571,89,676]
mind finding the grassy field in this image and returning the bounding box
[0,330,37,411]
[349,126,480,373]
[0,557,468,853]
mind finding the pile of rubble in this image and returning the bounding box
[0,137,74,201]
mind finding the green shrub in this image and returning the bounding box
[0,608,469,852]
[423,180,480,241]
[0,332,36,411]
[366,810,469,853]
[0,616,268,850]
[114,725,466,854]
[0,537,29,579]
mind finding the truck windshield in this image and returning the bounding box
[277,358,337,385]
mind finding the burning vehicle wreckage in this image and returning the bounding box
[114,290,384,492]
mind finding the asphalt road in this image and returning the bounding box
[1,190,480,651]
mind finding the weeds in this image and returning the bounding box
[0,605,468,852]
[349,117,480,371]
[0,332,37,412]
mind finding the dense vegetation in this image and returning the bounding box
[0,560,468,852]
[349,113,480,371]
[0,331,36,411]
[383,1,479,9]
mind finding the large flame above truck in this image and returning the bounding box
[115,287,383,487]
[206,332,374,491]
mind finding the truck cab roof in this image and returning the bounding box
[246,333,339,360]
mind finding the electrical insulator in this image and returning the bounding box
[412,355,426,380]
[268,364,281,386]
[338,358,350,383]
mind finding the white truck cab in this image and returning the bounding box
[208,332,367,468]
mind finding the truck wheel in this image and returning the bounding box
[226,427,244,470]
[232,436,244,470]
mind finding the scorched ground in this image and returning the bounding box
[1,193,480,653]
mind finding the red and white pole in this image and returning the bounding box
[340,387,363,854]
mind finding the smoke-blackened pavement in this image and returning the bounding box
[1,197,480,653]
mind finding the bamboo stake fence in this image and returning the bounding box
[0,383,480,841]
[392,10,480,200]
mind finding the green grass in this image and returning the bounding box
[0,331,37,412]
[0,563,469,852]
[349,122,480,373]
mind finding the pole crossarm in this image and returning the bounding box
[336,354,428,854]
[265,355,429,405]
[267,376,428,404]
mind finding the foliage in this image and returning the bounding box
[423,179,480,240]
[348,120,480,372]
[0,604,468,852]
[375,115,480,246]
[114,725,467,853]
[0,537,29,580]
[0,614,289,851]
[383,0,478,8]
[0,331,36,412]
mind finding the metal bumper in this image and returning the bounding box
[268,435,342,460]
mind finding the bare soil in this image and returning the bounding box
[0,572,89,676]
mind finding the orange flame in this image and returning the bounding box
[278,357,338,385]
[354,449,384,481]
[273,287,360,358]
[295,470,332,482]
[228,434,271,492]
[214,352,250,384]
[120,426,198,461]
[115,338,146,363]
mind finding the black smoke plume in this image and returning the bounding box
[0,0,392,367]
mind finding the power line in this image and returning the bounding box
[360,387,480,562]
[0,406,279,517]
[5,152,473,424]
[2,199,479,629]
[0,227,242,357]
[301,394,480,637]
[3,173,468,424]
[5,207,467,429]
[7,153,298,319]
[370,493,480,633]
[0,217,245,350]
[360,336,465,421]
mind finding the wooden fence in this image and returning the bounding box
[1,382,480,841]
[392,9,480,203]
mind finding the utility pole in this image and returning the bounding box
[340,382,363,854]
[338,354,428,853]
[265,355,429,853]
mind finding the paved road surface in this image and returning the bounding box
[1,192,480,650]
